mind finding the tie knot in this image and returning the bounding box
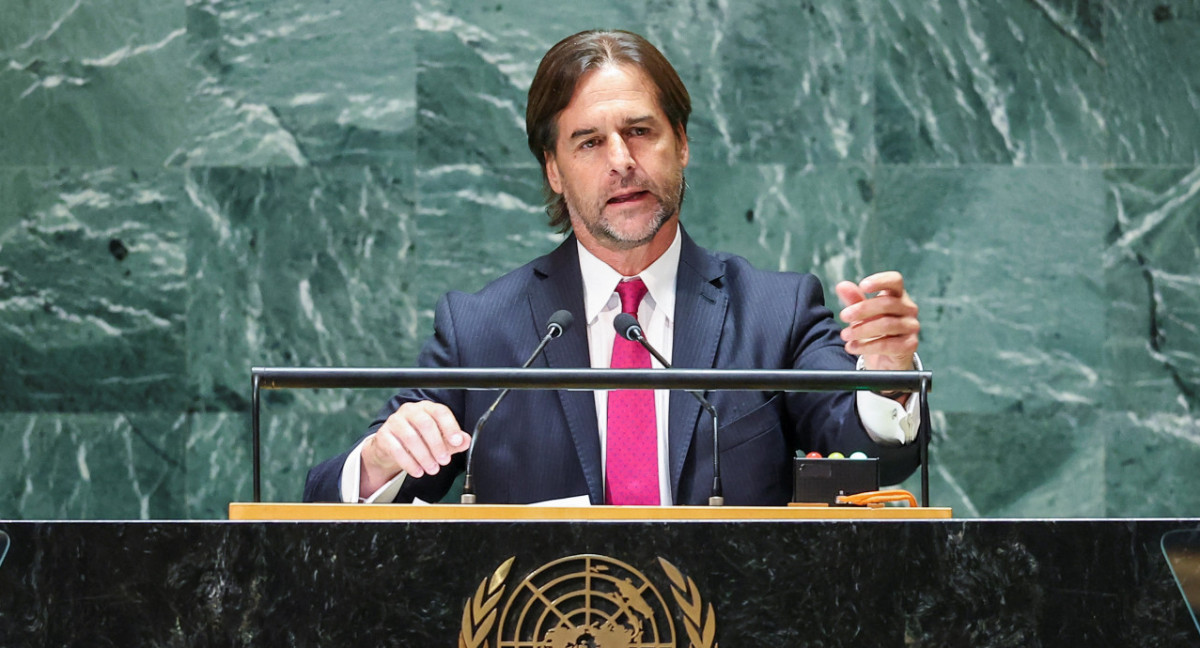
[615,278,648,315]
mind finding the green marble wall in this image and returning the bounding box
[1,0,1197,519]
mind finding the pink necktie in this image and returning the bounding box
[605,279,659,505]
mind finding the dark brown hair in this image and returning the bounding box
[526,30,691,232]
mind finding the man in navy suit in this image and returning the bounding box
[304,30,923,506]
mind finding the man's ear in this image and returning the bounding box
[677,128,690,168]
[544,151,563,194]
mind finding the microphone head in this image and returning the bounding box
[613,313,642,341]
[547,309,574,338]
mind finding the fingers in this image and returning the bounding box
[834,280,867,308]
[364,401,470,483]
[838,272,914,323]
[843,313,920,347]
[837,271,920,369]
[840,294,918,330]
[858,270,905,295]
[843,321,920,357]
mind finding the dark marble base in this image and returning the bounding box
[1,519,1197,646]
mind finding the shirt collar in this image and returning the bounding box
[577,226,682,324]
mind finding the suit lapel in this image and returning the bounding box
[527,237,605,504]
[667,231,727,501]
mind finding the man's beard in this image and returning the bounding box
[577,172,687,251]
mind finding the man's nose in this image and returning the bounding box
[607,134,635,174]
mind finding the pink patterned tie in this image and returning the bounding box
[605,279,659,505]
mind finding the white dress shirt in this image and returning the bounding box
[577,228,682,505]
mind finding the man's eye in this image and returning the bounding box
[630,127,649,137]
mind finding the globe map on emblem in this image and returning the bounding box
[496,555,676,648]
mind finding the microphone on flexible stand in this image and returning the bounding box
[461,309,574,504]
[613,313,724,506]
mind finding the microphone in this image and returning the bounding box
[613,313,724,506]
[461,309,574,503]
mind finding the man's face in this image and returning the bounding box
[544,64,689,253]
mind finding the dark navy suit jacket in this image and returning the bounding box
[303,229,919,505]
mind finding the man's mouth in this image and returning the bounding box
[607,191,649,205]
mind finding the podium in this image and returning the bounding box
[1,514,1197,645]
[229,502,953,521]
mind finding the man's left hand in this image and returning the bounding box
[835,271,920,371]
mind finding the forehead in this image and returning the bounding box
[556,64,665,130]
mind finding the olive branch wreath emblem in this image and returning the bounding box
[458,557,514,648]
[457,555,716,648]
[658,557,718,648]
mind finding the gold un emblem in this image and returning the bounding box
[458,554,717,648]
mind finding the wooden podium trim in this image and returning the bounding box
[228,502,952,521]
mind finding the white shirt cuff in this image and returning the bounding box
[339,438,407,503]
[854,354,922,445]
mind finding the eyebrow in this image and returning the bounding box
[567,115,655,141]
